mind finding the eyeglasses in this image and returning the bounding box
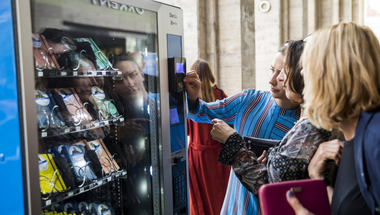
[283,40,290,47]
[303,34,312,42]
[283,34,312,47]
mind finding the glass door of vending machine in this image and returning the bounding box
[10,0,185,214]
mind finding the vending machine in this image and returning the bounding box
[0,0,188,214]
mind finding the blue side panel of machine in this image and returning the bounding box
[0,1,26,214]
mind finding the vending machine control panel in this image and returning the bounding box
[168,57,186,93]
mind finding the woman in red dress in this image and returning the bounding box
[187,59,230,215]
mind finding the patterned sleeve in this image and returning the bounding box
[187,89,256,124]
[231,119,330,195]
[218,132,245,165]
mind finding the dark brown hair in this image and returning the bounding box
[284,40,305,102]
[112,52,139,70]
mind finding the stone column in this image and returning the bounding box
[241,0,256,90]
[354,0,365,25]
[287,0,309,39]
[308,0,319,33]
[255,0,282,90]
[217,0,243,94]
[182,0,198,68]
[198,0,219,83]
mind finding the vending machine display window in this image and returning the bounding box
[1,0,187,214]
[30,0,163,214]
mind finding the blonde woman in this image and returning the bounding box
[287,22,380,215]
[187,59,230,215]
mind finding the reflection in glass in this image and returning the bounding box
[31,0,160,214]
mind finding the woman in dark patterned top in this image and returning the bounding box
[211,39,338,196]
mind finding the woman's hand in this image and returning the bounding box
[308,139,344,179]
[286,191,316,215]
[183,70,202,102]
[257,150,268,164]
[210,119,236,143]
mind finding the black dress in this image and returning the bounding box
[331,139,372,215]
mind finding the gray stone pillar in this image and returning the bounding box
[241,0,256,90]
[255,0,282,90]
[198,0,219,83]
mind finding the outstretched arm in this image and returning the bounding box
[212,119,269,194]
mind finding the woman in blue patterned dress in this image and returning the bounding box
[184,45,300,215]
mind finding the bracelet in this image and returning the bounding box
[323,176,330,186]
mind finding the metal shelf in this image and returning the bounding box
[41,170,127,208]
[36,69,122,80]
[39,117,125,138]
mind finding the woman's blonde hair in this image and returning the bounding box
[190,59,216,102]
[302,22,380,130]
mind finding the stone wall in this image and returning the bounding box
[155,0,365,95]
[365,0,380,40]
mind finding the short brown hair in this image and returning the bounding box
[302,22,380,130]
[284,40,305,103]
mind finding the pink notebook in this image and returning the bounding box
[258,179,331,215]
